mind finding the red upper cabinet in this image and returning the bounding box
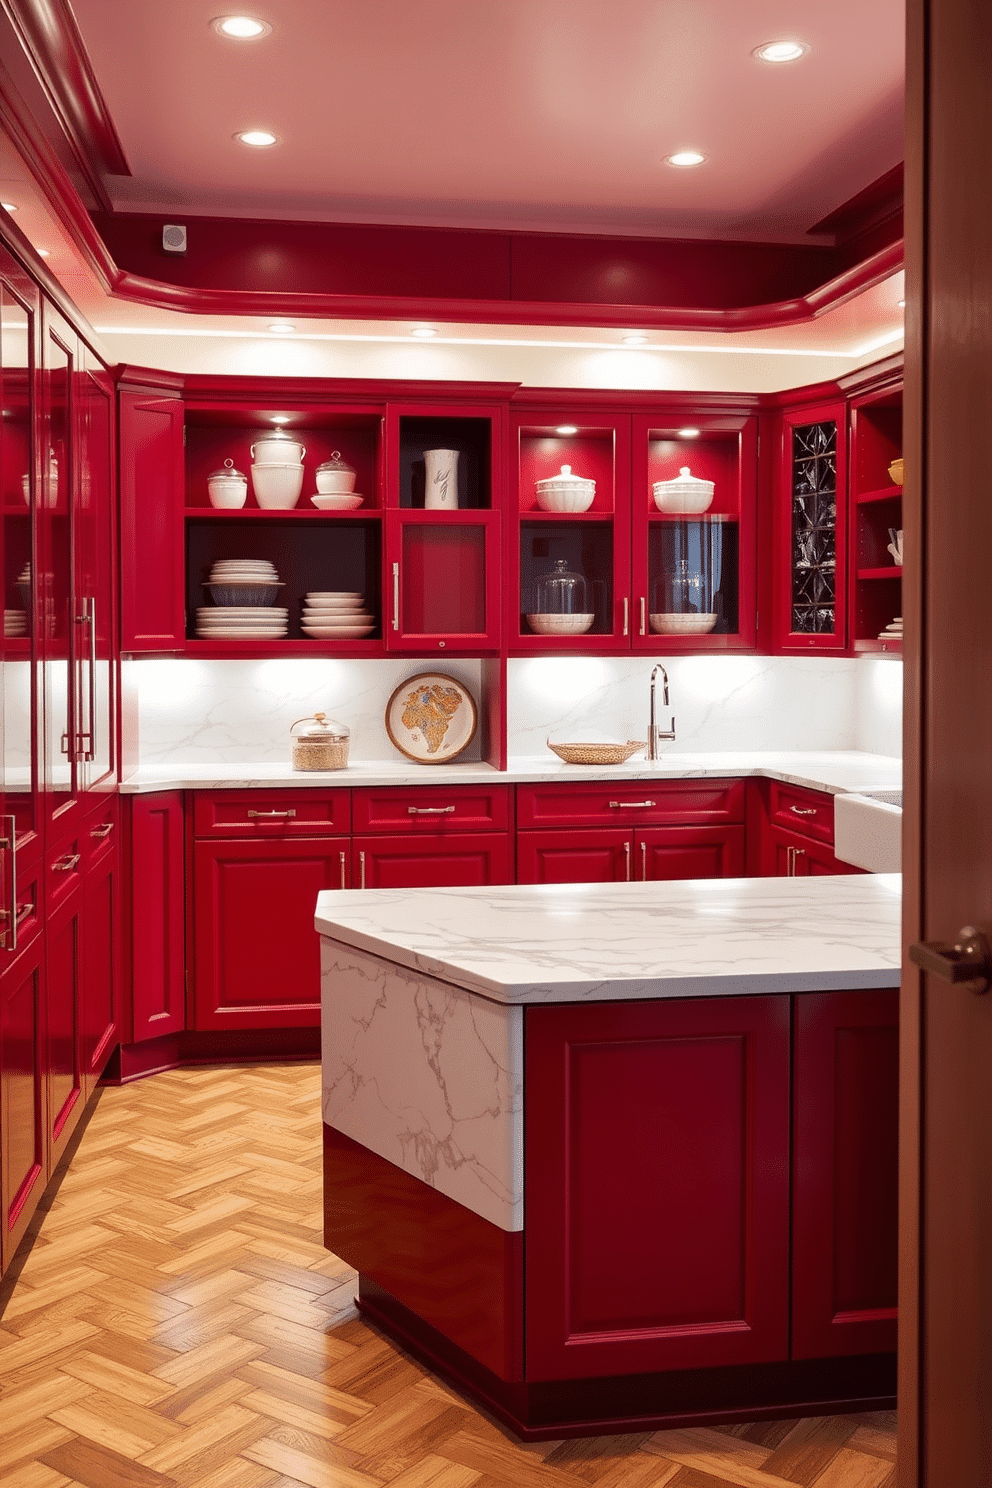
[772,399,849,653]
[511,410,631,651]
[632,411,758,652]
[119,387,185,652]
[384,402,503,652]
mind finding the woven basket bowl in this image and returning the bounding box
[547,740,645,765]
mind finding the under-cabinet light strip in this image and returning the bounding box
[91,325,904,358]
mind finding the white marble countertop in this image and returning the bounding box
[315,872,902,1005]
[120,749,901,795]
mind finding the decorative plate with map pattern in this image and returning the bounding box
[384,672,478,764]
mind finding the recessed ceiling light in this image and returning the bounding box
[898,298,906,307]
[411,327,436,338]
[213,15,271,39]
[236,129,278,148]
[753,39,809,63]
[556,425,578,435]
[268,321,295,334]
[1,202,17,212]
[37,248,50,258]
[622,333,648,346]
[678,428,701,438]
[270,415,291,425]
[666,151,706,168]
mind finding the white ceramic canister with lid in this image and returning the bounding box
[251,429,306,465]
[316,452,357,493]
[207,458,248,509]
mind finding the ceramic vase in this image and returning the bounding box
[424,448,459,509]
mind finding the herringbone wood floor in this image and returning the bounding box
[0,1062,897,1488]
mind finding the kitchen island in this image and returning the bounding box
[317,873,901,1438]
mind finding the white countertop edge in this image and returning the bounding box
[120,749,902,795]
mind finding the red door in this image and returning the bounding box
[516,828,630,884]
[81,808,119,1094]
[129,793,186,1042]
[45,878,84,1169]
[353,832,511,889]
[525,995,791,1380]
[118,391,185,651]
[638,823,746,881]
[792,990,899,1359]
[192,837,348,1029]
[0,935,45,1270]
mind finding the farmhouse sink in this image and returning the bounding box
[834,790,903,874]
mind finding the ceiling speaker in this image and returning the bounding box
[162,224,187,254]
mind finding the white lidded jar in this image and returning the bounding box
[207,458,248,509]
[652,465,714,514]
[251,429,306,465]
[534,463,596,512]
[316,451,357,493]
[290,712,351,771]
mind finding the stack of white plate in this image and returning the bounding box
[4,609,26,637]
[301,591,376,639]
[878,616,903,640]
[195,606,289,639]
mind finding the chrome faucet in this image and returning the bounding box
[648,664,676,758]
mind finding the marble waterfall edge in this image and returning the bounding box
[320,939,523,1231]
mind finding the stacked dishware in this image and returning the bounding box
[250,430,305,509]
[4,607,26,637]
[197,558,287,637]
[301,591,375,639]
[311,451,364,511]
[15,561,31,614]
[878,616,903,641]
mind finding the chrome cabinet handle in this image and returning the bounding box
[639,597,646,636]
[622,597,629,636]
[789,805,817,817]
[360,851,366,889]
[90,821,114,839]
[623,840,631,881]
[407,805,456,815]
[609,800,656,809]
[75,598,96,762]
[247,809,297,819]
[910,926,992,995]
[641,840,647,880]
[392,562,400,631]
[339,850,347,889]
[53,853,81,871]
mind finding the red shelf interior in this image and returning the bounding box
[646,434,740,518]
[851,394,902,497]
[859,566,903,580]
[184,411,382,512]
[857,485,903,505]
[518,429,616,515]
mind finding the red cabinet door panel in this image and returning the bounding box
[82,838,119,1094]
[516,778,745,829]
[767,824,864,878]
[792,989,899,1359]
[516,828,629,884]
[525,995,791,1380]
[119,393,185,651]
[192,789,351,838]
[639,824,746,881]
[353,832,510,889]
[352,784,509,834]
[130,793,186,1041]
[193,837,348,1029]
[46,888,84,1168]
[767,782,835,844]
[0,938,46,1269]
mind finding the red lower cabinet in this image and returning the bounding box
[0,936,46,1270]
[524,995,792,1380]
[352,832,511,889]
[45,880,84,1171]
[767,823,861,877]
[518,824,746,884]
[129,793,186,1041]
[792,989,899,1358]
[192,837,349,1029]
[81,808,120,1095]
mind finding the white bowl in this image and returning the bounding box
[251,462,304,509]
[534,464,596,513]
[306,591,363,600]
[206,582,284,606]
[303,597,366,611]
[649,612,717,635]
[526,612,596,636]
[311,493,364,511]
[652,466,715,514]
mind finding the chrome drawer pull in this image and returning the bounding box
[641,840,647,880]
[623,841,631,881]
[789,806,818,817]
[407,805,456,815]
[339,851,347,890]
[622,597,629,636]
[90,822,115,838]
[360,851,366,889]
[53,853,80,871]
[246,809,297,819]
[639,596,646,636]
[609,800,656,809]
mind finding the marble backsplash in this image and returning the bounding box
[124,652,903,769]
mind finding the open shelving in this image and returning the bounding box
[850,385,903,654]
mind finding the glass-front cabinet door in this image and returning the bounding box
[632,413,757,652]
[511,412,631,651]
[385,404,502,652]
[0,249,41,960]
[75,357,115,794]
[773,401,848,652]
